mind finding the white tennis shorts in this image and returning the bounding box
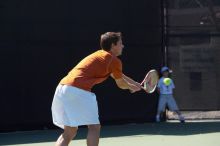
[51,85,100,129]
[157,94,179,112]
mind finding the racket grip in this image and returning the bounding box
[129,89,135,93]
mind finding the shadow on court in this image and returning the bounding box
[0,121,220,145]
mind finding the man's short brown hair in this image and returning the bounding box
[100,32,122,51]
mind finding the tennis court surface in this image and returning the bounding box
[1,121,220,146]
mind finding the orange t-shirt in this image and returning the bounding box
[59,50,123,91]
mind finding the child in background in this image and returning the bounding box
[156,66,185,123]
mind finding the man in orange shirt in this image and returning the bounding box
[52,32,142,146]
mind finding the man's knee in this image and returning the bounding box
[63,126,78,141]
[88,124,101,132]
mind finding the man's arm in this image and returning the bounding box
[111,74,141,92]
[122,74,141,87]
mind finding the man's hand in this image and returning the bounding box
[129,83,142,93]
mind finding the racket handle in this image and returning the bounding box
[129,89,135,93]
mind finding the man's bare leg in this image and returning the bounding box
[87,124,101,146]
[55,126,78,146]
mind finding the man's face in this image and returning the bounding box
[111,39,124,56]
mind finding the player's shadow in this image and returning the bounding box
[100,121,220,137]
[1,121,220,145]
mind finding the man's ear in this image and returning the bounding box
[111,43,114,48]
[110,43,115,51]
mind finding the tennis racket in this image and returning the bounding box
[141,69,159,93]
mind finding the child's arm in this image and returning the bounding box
[157,87,160,94]
[157,79,161,94]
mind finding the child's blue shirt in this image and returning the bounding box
[157,77,175,94]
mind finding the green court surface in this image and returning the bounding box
[0,121,220,146]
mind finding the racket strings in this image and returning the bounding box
[141,70,159,93]
[144,78,153,87]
